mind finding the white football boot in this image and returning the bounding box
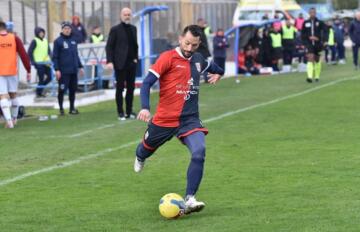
[184,195,205,214]
[134,157,145,173]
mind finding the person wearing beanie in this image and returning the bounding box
[52,21,84,115]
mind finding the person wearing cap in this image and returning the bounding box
[71,15,87,44]
[28,27,52,97]
[52,21,84,115]
[0,21,31,128]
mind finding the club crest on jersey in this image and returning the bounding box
[195,63,201,72]
[144,130,149,140]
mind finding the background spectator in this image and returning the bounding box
[71,15,87,44]
[90,26,107,89]
[295,13,305,31]
[333,17,346,64]
[106,7,138,120]
[27,27,52,97]
[196,18,211,82]
[213,28,229,73]
[349,11,360,69]
[281,19,297,72]
[52,21,84,115]
[269,27,282,72]
[325,20,337,65]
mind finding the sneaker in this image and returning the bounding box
[4,120,14,129]
[184,195,205,214]
[69,109,79,115]
[315,78,319,82]
[134,157,145,173]
[126,112,137,119]
[306,78,313,83]
[339,59,346,65]
[118,113,126,121]
[59,109,65,116]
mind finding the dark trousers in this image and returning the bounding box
[337,43,345,60]
[58,73,78,110]
[283,49,294,65]
[325,45,336,63]
[35,64,52,96]
[352,44,360,66]
[115,64,136,115]
[214,57,226,73]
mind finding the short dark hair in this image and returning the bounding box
[182,25,202,37]
[0,21,6,30]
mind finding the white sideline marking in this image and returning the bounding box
[0,76,358,187]
[0,141,140,187]
[63,120,133,138]
[68,124,115,138]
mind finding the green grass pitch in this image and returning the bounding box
[1,62,360,231]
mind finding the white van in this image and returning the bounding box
[232,0,307,26]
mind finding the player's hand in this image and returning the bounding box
[207,73,221,84]
[106,62,114,70]
[55,71,61,81]
[137,109,151,122]
[79,68,85,77]
[26,73,31,83]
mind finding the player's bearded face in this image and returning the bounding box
[179,32,200,58]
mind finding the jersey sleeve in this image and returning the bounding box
[149,52,172,78]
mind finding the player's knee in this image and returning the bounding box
[136,143,154,159]
[191,145,206,163]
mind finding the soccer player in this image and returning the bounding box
[301,8,328,83]
[134,25,224,215]
[0,21,31,128]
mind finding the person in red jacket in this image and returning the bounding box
[0,21,31,128]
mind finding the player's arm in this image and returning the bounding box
[15,36,31,74]
[202,60,224,84]
[138,72,158,122]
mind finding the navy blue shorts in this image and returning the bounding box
[141,117,208,152]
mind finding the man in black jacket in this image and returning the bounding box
[106,7,138,120]
[301,8,327,83]
[349,11,360,69]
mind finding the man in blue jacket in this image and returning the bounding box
[213,28,229,73]
[333,17,346,64]
[349,12,360,69]
[71,16,87,44]
[52,21,84,115]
